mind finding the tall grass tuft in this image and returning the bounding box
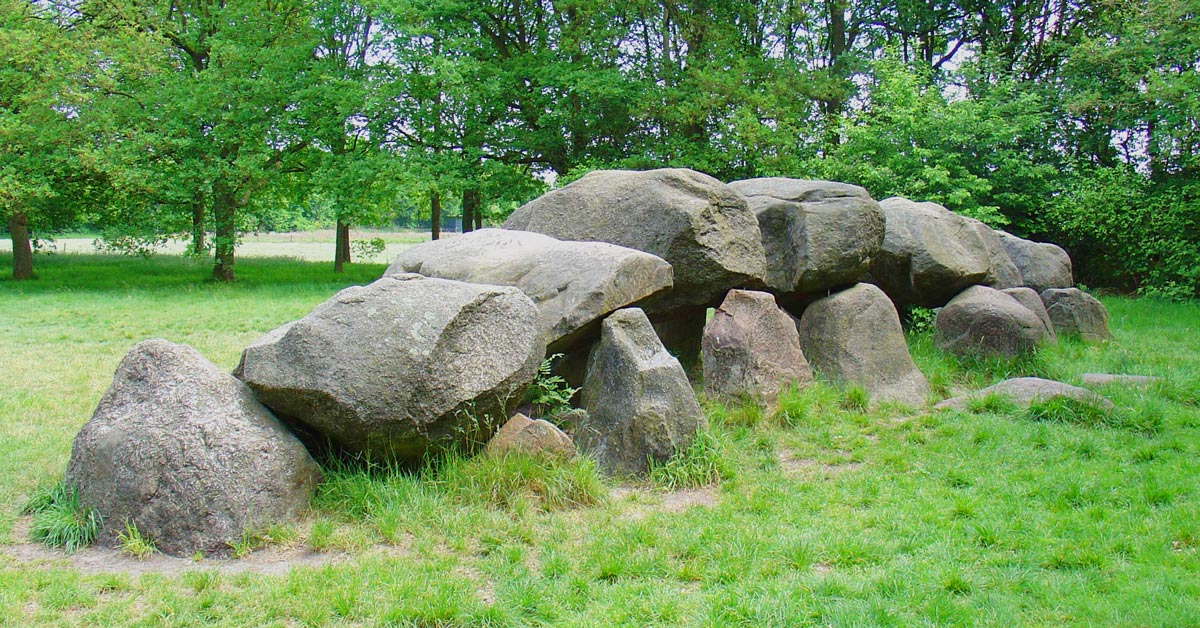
[23,483,102,553]
[1025,396,1162,434]
[433,452,607,511]
[648,429,733,491]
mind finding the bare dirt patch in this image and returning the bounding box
[612,486,719,521]
[777,449,863,478]
[2,518,346,577]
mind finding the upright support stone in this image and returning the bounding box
[796,283,930,406]
[702,289,813,407]
[578,308,706,476]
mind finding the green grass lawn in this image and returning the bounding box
[1,252,1198,627]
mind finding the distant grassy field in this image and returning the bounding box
[0,229,431,263]
[1,252,1197,627]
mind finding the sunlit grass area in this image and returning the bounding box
[1,252,1197,626]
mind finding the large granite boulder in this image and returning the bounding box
[1001,287,1056,342]
[1040,288,1113,342]
[971,222,1023,289]
[869,197,994,307]
[934,286,1047,357]
[578,308,706,476]
[727,178,885,295]
[997,232,1073,292]
[65,340,321,557]
[795,283,930,406]
[701,289,813,407]
[503,168,766,314]
[235,274,543,462]
[386,229,673,352]
[936,377,1114,411]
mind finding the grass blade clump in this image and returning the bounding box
[965,391,1019,415]
[434,452,606,511]
[1025,396,1162,434]
[648,429,732,491]
[23,483,102,553]
[118,521,157,558]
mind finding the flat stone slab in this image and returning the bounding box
[936,377,1114,411]
[387,228,673,352]
[1080,373,1163,388]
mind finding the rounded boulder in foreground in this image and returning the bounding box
[65,339,321,557]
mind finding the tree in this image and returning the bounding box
[2,1,82,279]
[86,0,323,281]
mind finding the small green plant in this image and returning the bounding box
[117,521,157,558]
[905,306,937,335]
[308,518,336,551]
[648,429,733,491]
[525,353,579,417]
[23,483,102,553]
[350,237,387,260]
[226,522,294,559]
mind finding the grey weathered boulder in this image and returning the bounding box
[934,286,1047,357]
[65,340,321,557]
[869,197,995,307]
[727,178,885,294]
[386,229,673,352]
[997,232,1073,292]
[1001,287,1056,342]
[935,377,1114,411]
[1040,288,1113,342]
[503,168,766,314]
[796,283,930,406]
[578,308,707,476]
[971,222,1023,289]
[235,274,543,462]
[486,413,575,459]
[702,289,813,406]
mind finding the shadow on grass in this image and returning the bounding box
[0,252,386,295]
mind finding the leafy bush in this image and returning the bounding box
[1047,166,1199,298]
[904,306,938,335]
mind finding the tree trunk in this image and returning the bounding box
[431,190,441,240]
[334,219,351,273]
[212,185,237,282]
[7,211,33,280]
[461,188,477,233]
[190,193,206,255]
[822,0,849,150]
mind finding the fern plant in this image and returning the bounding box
[525,354,579,417]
